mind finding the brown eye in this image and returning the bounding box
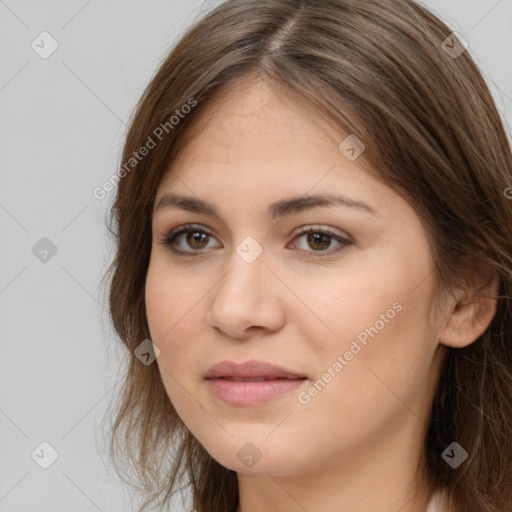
[290,226,352,258]
[164,224,220,255]
[306,232,332,251]
[186,231,210,249]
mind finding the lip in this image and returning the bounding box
[205,360,306,380]
[205,360,307,406]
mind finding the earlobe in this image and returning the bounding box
[439,272,500,349]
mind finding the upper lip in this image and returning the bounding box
[205,360,306,380]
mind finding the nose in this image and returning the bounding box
[206,247,286,339]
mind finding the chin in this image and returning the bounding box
[199,436,300,476]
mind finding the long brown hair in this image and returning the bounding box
[102,1,512,511]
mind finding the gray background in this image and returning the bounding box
[1,1,510,511]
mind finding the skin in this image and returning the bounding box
[145,77,498,512]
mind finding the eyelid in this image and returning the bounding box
[292,224,352,243]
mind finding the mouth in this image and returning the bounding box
[204,360,308,406]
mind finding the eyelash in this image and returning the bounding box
[161,223,352,259]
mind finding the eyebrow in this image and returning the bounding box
[153,192,378,221]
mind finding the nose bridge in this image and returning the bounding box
[217,240,269,305]
[207,239,285,337]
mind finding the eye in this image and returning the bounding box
[163,223,220,256]
[288,225,352,258]
[161,223,352,258]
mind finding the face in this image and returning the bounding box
[145,78,446,478]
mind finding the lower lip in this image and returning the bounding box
[206,378,307,406]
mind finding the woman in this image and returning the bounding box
[104,1,512,511]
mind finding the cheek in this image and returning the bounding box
[145,265,206,427]
[305,242,437,396]
[145,262,200,396]
[305,251,430,352]
[314,291,436,429]
[145,257,201,341]
[291,297,436,463]
[144,256,218,373]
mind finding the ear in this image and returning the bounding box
[439,262,500,348]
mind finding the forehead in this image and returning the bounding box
[151,77,413,233]
[181,79,333,154]
[158,78,377,192]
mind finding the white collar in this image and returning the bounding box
[426,490,448,512]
